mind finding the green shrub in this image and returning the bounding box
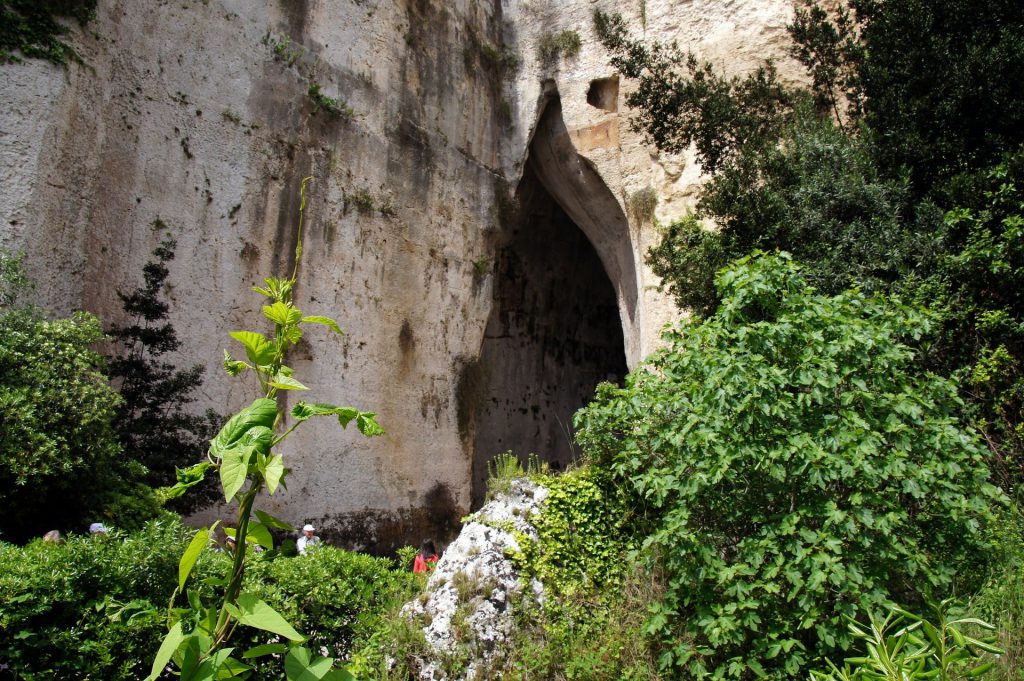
[0,515,191,679]
[0,515,415,679]
[575,253,1002,679]
[0,305,132,541]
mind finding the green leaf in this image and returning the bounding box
[216,655,251,678]
[242,643,289,659]
[246,521,274,550]
[301,315,345,335]
[264,301,303,327]
[164,462,212,499]
[229,330,276,366]
[270,373,309,391]
[356,412,384,436]
[210,398,278,458]
[225,593,305,642]
[146,621,185,681]
[252,509,294,532]
[239,643,288,659]
[219,447,251,502]
[240,425,275,454]
[291,402,356,423]
[285,646,335,681]
[264,454,285,494]
[179,527,211,591]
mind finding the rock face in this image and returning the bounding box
[401,478,547,680]
[0,0,802,550]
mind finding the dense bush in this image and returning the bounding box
[575,253,1001,679]
[0,305,131,541]
[0,516,416,680]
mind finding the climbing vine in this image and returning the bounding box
[0,0,96,66]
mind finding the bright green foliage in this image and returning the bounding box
[154,178,382,679]
[491,467,656,681]
[810,600,1003,680]
[575,253,1001,679]
[0,516,190,679]
[0,516,415,679]
[514,466,635,598]
[0,304,127,541]
[0,0,96,66]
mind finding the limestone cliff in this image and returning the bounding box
[0,0,801,551]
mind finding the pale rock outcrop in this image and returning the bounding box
[401,477,547,680]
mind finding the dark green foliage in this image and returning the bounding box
[0,515,187,679]
[575,254,1001,679]
[106,235,220,511]
[0,0,96,66]
[648,109,927,314]
[851,0,1024,194]
[0,516,416,680]
[910,158,1024,496]
[594,10,794,174]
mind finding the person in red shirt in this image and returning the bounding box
[413,538,439,573]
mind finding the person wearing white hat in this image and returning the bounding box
[296,524,321,555]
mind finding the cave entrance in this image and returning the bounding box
[469,97,631,507]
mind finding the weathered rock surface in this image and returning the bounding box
[401,478,547,680]
[0,0,802,549]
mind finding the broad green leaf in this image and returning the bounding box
[254,509,295,531]
[216,654,251,679]
[264,301,303,327]
[247,521,274,550]
[219,447,251,502]
[301,315,345,335]
[240,425,275,454]
[229,330,276,366]
[242,643,289,659]
[336,408,359,429]
[291,402,356,423]
[179,527,211,591]
[146,621,184,681]
[356,412,384,436]
[264,454,285,494]
[323,668,357,681]
[210,398,278,458]
[285,646,334,681]
[225,594,305,641]
[270,373,309,391]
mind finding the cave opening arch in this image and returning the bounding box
[468,96,637,507]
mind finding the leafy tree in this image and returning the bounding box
[575,253,1001,679]
[106,231,219,511]
[647,109,927,316]
[0,252,128,541]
